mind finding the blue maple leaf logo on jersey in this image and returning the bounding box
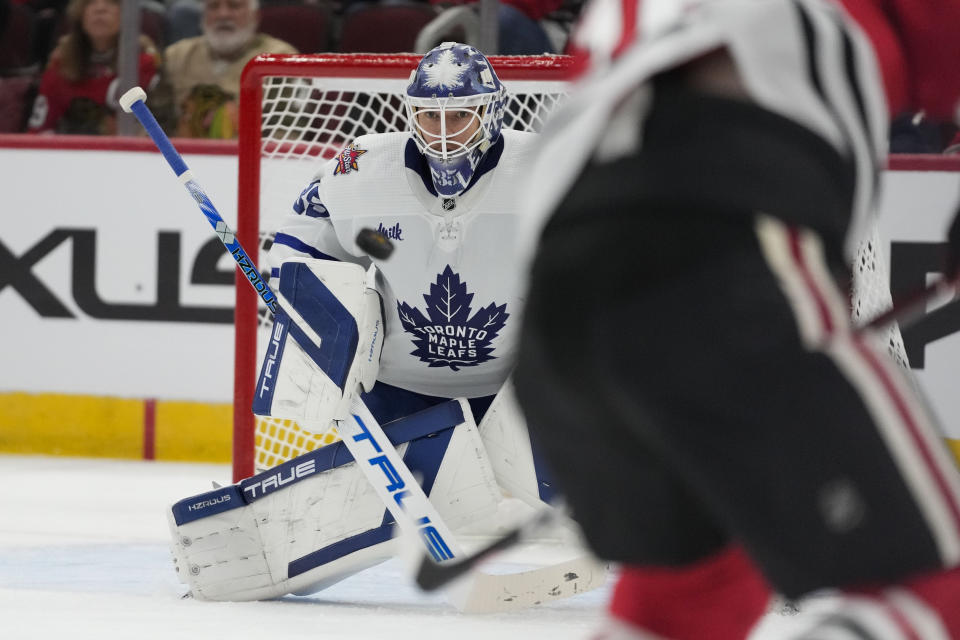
[397,266,508,371]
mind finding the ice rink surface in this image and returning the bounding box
[0,455,828,639]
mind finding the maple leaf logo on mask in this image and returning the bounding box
[397,265,508,370]
[423,49,466,90]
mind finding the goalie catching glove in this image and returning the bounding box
[253,258,383,428]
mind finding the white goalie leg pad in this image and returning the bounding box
[252,258,383,429]
[478,378,553,507]
[168,399,500,601]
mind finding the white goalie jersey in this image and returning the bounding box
[268,129,539,399]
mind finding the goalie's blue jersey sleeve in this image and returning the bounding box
[269,129,539,399]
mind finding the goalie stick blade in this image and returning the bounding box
[448,554,610,614]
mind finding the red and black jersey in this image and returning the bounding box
[566,0,960,122]
[838,0,960,121]
[520,0,959,264]
[28,50,158,134]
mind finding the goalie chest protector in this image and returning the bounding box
[317,130,539,399]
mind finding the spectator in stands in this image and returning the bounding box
[945,132,960,155]
[162,0,296,138]
[426,0,563,54]
[497,0,561,54]
[163,0,202,46]
[889,111,960,154]
[27,0,160,133]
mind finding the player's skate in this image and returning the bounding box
[783,565,960,640]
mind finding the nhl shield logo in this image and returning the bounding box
[333,143,367,176]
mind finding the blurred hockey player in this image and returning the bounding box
[166,42,565,603]
[513,0,960,638]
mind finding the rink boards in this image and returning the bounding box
[0,138,958,461]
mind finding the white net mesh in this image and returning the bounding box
[240,57,910,473]
[247,65,568,472]
[851,223,911,369]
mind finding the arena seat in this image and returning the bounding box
[336,3,438,53]
[259,2,332,54]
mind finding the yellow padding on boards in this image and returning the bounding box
[948,439,960,468]
[155,401,231,462]
[0,393,231,461]
[0,392,143,457]
[1,392,958,467]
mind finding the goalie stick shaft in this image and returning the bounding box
[118,85,464,570]
[121,89,278,315]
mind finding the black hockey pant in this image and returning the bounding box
[515,202,960,599]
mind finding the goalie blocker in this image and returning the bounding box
[253,258,383,429]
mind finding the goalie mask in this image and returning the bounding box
[405,42,507,198]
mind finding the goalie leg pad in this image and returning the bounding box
[478,379,557,506]
[253,258,383,428]
[169,399,499,601]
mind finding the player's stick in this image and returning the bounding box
[861,274,959,332]
[415,277,960,594]
[119,86,606,612]
[414,507,554,591]
[411,506,607,605]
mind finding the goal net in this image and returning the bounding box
[233,53,570,480]
[233,53,909,481]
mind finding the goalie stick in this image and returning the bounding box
[118,86,607,612]
[117,84,463,599]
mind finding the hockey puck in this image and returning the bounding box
[356,227,394,260]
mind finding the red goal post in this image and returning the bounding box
[233,53,574,481]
